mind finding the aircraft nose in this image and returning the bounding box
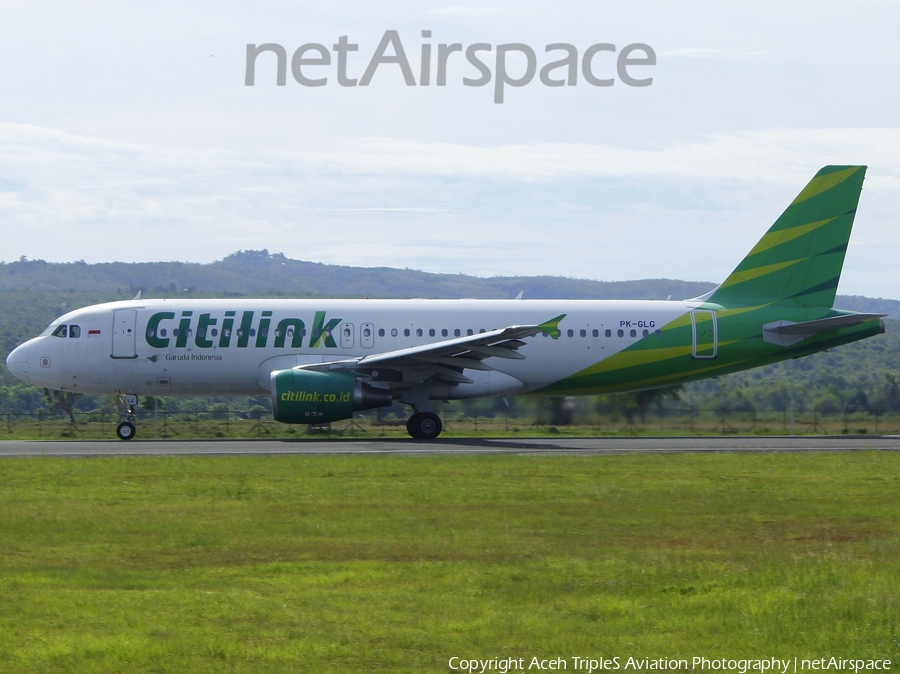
[6,344,30,383]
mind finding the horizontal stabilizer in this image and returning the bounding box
[763,313,884,346]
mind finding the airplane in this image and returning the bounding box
[5,165,886,441]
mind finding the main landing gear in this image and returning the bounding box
[406,411,443,440]
[117,394,138,441]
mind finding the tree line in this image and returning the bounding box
[2,284,899,426]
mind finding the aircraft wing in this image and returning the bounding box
[295,314,565,385]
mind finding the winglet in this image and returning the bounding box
[538,314,566,340]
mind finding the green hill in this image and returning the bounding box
[3,250,897,314]
[2,251,713,300]
[1,251,897,421]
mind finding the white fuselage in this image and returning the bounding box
[6,298,695,399]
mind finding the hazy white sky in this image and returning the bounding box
[1,1,899,298]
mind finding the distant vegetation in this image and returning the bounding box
[1,250,722,300]
[4,249,897,311]
[2,250,899,433]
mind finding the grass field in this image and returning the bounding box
[0,451,898,672]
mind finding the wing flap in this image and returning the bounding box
[467,345,526,360]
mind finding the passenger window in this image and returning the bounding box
[363,328,371,337]
[429,329,435,337]
[454,329,461,337]
[69,325,81,338]
[378,328,385,337]
[642,329,649,337]
[592,329,599,337]
[467,329,473,336]
[160,328,168,337]
[52,325,67,338]
[442,329,448,337]
[416,328,423,337]
[173,328,180,337]
[391,328,398,337]
[605,329,611,337]
[630,329,636,338]
[580,329,586,338]
[617,329,624,337]
[566,329,574,338]
[211,328,218,337]
[404,328,410,337]
[479,329,486,333]
[655,329,662,338]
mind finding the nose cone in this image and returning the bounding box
[6,344,30,383]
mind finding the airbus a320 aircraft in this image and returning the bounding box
[5,166,886,440]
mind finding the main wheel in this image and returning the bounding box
[116,421,136,441]
[406,412,442,440]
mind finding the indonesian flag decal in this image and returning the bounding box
[88,329,101,337]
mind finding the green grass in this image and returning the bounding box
[0,452,899,672]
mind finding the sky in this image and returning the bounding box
[1,0,899,298]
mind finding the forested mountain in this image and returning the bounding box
[1,251,898,420]
[4,250,897,315]
[2,250,714,300]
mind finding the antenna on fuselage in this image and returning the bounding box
[132,290,142,300]
[514,290,524,300]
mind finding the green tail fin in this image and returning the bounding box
[707,165,866,308]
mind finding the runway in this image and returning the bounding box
[1,436,899,457]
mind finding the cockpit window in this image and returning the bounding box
[52,325,68,338]
[69,325,81,338]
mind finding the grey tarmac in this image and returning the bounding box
[1,436,900,457]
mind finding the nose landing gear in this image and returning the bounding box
[116,394,138,441]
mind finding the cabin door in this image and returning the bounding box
[690,310,718,359]
[111,310,138,359]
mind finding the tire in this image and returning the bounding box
[407,412,442,440]
[116,421,136,441]
[406,414,422,439]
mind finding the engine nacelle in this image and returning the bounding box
[271,369,393,424]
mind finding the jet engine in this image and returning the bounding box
[271,369,393,424]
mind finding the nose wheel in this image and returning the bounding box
[116,421,136,441]
[406,412,442,440]
[117,394,138,441]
